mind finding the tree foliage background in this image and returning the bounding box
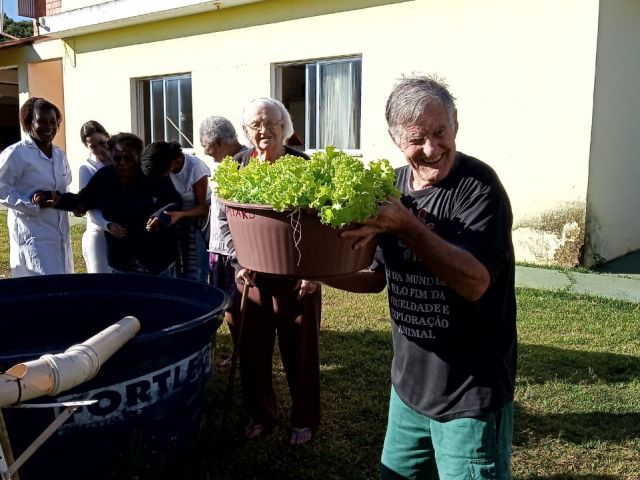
[1,14,33,42]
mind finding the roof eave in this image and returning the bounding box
[38,0,263,38]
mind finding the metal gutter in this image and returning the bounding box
[38,0,264,38]
[0,35,38,50]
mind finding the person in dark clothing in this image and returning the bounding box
[200,115,250,366]
[33,133,181,276]
[220,98,321,446]
[327,75,517,480]
[140,140,211,282]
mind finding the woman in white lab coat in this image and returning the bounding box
[0,97,73,277]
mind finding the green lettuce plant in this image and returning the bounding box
[213,146,400,228]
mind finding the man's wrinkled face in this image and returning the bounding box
[393,102,458,189]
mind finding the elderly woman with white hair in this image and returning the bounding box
[220,98,321,445]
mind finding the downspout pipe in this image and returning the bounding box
[0,316,140,407]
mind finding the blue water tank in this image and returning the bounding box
[0,273,227,479]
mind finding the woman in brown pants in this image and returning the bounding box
[222,97,321,445]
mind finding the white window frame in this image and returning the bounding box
[133,73,194,153]
[273,55,362,156]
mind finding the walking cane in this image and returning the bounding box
[219,281,250,433]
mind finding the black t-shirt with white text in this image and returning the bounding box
[374,152,517,420]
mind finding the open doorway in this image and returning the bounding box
[0,67,20,152]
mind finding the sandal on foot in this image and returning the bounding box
[243,422,270,440]
[289,427,312,445]
[219,355,238,369]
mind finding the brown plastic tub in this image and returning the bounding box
[222,200,376,279]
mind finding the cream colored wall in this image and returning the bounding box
[0,39,66,135]
[0,40,65,107]
[27,59,66,150]
[584,0,640,265]
[5,0,602,264]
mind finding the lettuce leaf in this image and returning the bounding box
[212,146,400,228]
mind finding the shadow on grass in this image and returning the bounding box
[519,476,619,480]
[514,406,640,446]
[108,327,393,480]
[517,344,640,446]
[105,329,638,479]
[518,343,640,384]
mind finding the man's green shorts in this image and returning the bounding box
[380,387,513,480]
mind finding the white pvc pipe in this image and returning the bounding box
[0,316,140,407]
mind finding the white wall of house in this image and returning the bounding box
[60,0,111,13]
[584,0,640,266]
[2,0,613,265]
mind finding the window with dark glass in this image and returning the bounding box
[137,74,193,148]
[275,56,362,151]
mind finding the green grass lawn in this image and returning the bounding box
[1,211,639,479]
